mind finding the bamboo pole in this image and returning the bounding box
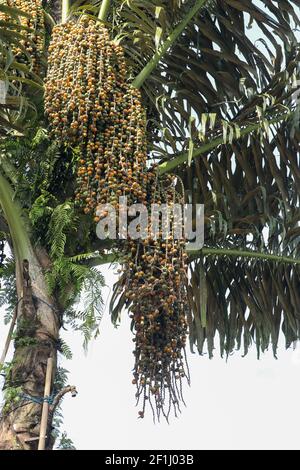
[0,305,18,370]
[38,357,54,450]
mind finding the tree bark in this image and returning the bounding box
[0,253,60,450]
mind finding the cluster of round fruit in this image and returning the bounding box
[123,175,190,421]
[0,0,44,73]
[45,16,149,217]
[45,16,190,421]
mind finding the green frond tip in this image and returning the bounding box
[132,0,209,89]
[47,202,77,260]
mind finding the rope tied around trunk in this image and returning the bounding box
[20,393,55,405]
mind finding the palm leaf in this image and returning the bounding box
[106,0,300,357]
[188,255,300,359]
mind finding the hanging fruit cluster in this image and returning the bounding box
[45,16,149,217]
[45,15,190,421]
[119,174,190,421]
[0,0,44,73]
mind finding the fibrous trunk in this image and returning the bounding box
[0,253,60,450]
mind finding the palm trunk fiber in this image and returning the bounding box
[0,258,60,450]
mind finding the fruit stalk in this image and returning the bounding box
[61,0,70,23]
[98,0,111,22]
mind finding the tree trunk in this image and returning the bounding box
[0,252,60,450]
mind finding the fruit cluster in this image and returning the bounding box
[45,16,190,421]
[45,16,149,217]
[0,0,44,73]
[122,175,190,421]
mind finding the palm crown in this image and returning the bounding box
[0,0,299,449]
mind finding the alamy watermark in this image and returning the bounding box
[95,196,204,250]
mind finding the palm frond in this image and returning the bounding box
[109,0,299,147]
[104,0,300,360]
[188,254,300,359]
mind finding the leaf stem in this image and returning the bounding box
[132,0,208,89]
[88,246,300,267]
[0,172,32,272]
[158,114,289,175]
[86,253,121,267]
[190,247,300,265]
[61,0,70,23]
[98,0,111,22]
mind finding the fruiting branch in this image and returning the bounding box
[98,0,111,22]
[158,114,289,175]
[4,0,44,74]
[132,0,209,89]
[45,18,149,218]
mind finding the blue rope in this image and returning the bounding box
[21,393,55,405]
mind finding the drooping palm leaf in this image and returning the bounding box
[108,1,298,143]
[107,0,300,356]
[188,256,300,358]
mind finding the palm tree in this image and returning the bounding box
[0,0,299,449]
